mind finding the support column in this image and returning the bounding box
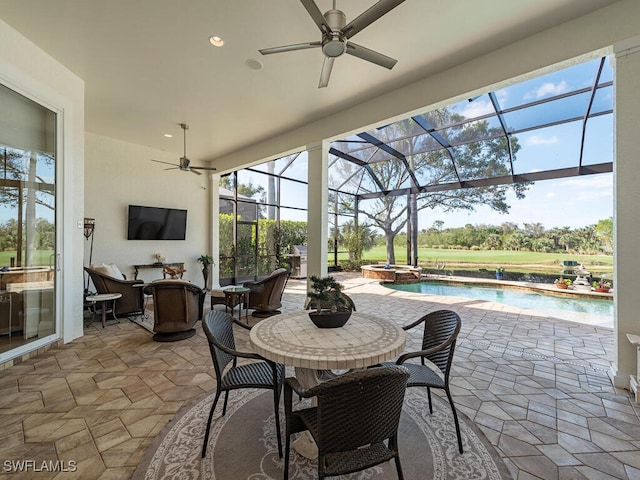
[306,141,329,285]
[210,173,221,289]
[611,35,640,390]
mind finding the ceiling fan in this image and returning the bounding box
[151,123,216,175]
[259,0,405,88]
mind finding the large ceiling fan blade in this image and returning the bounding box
[346,42,397,69]
[259,41,321,55]
[190,169,202,176]
[318,56,335,88]
[164,167,179,171]
[191,166,217,171]
[151,159,178,167]
[300,0,331,34]
[342,0,406,39]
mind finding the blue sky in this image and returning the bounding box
[422,173,613,230]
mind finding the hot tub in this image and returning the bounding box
[361,264,421,284]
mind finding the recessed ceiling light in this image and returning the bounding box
[209,35,224,47]
[163,133,173,138]
[245,59,263,71]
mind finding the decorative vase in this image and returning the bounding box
[496,272,503,280]
[202,264,210,290]
[308,311,351,329]
[556,283,569,289]
[595,287,610,293]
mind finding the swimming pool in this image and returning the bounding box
[385,281,613,317]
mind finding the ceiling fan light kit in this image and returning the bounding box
[259,0,405,88]
[150,123,216,175]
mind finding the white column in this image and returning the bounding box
[210,173,221,289]
[611,35,640,389]
[306,141,329,285]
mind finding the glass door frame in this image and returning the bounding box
[0,80,62,363]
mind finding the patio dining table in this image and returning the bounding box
[249,310,406,458]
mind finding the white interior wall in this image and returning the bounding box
[0,18,85,348]
[84,133,209,286]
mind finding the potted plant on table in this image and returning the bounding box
[306,275,354,328]
[592,279,612,293]
[197,255,214,290]
[555,277,572,289]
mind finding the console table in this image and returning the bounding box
[133,262,184,280]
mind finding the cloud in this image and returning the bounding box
[461,99,494,118]
[525,135,559,146]
[524,81,569,100]
[557,175,613,189]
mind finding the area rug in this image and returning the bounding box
[133,388,513,480]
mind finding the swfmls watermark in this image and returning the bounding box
[3,460,77,473]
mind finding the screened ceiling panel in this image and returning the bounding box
[512,122,582,174]
[493,58,602,110]
[279,153,308,182]
[438,116,505,147]
[365,118,425,143]
[590,85,613,114]
[582,115,614,166]
[502,91,592,131]
[411,151,459,186]
[244,56,613,203]
[328,157,363,192]
[446,94,496,122]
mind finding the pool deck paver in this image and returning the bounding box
[0,271,637,479]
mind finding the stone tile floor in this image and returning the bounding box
[0,272,638,479]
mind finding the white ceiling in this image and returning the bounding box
[0,0,617,164]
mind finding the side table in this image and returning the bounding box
[223,286,250,323]
[86,293,122,328]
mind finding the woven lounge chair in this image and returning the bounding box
[284,365,409,480]
[201,310,285,458]
[84,266,144,317]
[382,309,464,453]
[243,268,290,317]
[149,280,204,342]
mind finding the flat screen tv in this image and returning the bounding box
[127,205,187,240]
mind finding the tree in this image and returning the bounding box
[432,220,445,232]
[339,221,376,261]
[353,111,528,263]
[595,217,613,254]
[219,176,265,202]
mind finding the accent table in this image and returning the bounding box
[250,311,406,459]
[132,262,184,280]
[85,293,122,328]
[223,286,250,323]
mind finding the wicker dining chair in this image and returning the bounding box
[201,310,285,458]
[382,309,463,453]
[284,365,410,480]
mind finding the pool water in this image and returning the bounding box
[385,281,613,317]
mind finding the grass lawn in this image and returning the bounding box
[340,246,613,275]
[0,250,54,267]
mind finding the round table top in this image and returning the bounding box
[250,311,406,370]
[224,286,250,293]
[86,293,122,301]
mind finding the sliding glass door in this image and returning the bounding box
[0,84,57,354]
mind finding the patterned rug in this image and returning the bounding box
[133,388,513,480]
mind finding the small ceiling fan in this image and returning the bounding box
[151,123,216,175]
[259,0,405,88]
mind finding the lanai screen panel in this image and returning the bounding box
[326,55,613,200]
